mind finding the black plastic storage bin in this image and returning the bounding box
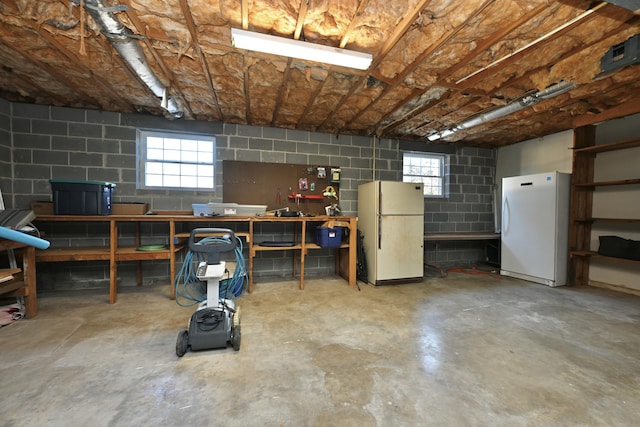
[50,180,116,215]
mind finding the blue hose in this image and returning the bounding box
[174,235,247,307]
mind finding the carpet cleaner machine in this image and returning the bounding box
[176,228,241,357]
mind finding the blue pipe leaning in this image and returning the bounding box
[0,227,50,250]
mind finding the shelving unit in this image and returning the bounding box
[34,214,356,303]
[568,128,640,287]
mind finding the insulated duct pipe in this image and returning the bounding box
[427,81,575,141]
[81,0,182,117]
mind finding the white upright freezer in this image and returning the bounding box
[358,181,424,285]
[500,171,571,287]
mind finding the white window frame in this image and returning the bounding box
[402,151,448,198]
[136,129,216,191]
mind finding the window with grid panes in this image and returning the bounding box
[137,129,216,190]
[402,152,446,197]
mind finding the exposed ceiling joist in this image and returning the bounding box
[0,0,638,148]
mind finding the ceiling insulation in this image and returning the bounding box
[0,0,639,147]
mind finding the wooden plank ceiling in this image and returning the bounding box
[0,0,639,147]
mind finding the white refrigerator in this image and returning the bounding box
[358,181,424,285]
[500,171,571,287]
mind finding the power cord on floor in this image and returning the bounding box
[174,235,247,307]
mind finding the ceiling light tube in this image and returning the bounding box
[231,28,373,70]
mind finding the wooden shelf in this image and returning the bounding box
[573,218,640,224]
[1,267,21,279]
[0,279,27,294]
[575,178,640,188]
[252,244,303,251]
[36,246,111,262]
[116,246,174,261]
[304,243,349,250]
[573,136,640,154]
[571,250,640,265]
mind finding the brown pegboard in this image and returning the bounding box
[223,161,340,215]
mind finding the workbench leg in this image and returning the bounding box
[169,220,176,299]
[109,220,117,304]
[23,246,37,318]
[135,222,142,286]
[299,224,306,290]
[248,221,254,293]
[348,217,356,286]
[300,249,305,290]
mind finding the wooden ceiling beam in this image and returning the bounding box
[241,0,249,30]
[574,98,640,127]
[573,86,640,127]
[339,0,371,48]
[179,0,223,119]
[294,0,309,40]
[456,2,609,90]
[34,27,134,110]
[0,63,68,105]
[296,73,332,130]
[405,94,481,139]
[265,0,311,126]
[379,3,637,140]
[376,89,451,136]
[271,58,293,126]
[345,0,494,132]
[318,0,435,131]
[435,3,549,85]
[478,13,640,102]
[1,40,103,108]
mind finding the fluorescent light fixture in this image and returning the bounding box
[231,28,373,70]
[427,129,456,142]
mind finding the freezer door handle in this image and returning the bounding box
[503,197,510,235]
[378,183,382,249]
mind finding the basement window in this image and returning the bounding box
[137,129,216,190]
[402,151,448,198]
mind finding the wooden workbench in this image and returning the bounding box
[34,214,357,303]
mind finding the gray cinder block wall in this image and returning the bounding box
[4,100,495,292]
[0,99,11,199]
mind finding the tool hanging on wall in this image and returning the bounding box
[322,185,338,199]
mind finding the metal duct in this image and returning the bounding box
[427,81,576,141]
[81,0,182,117]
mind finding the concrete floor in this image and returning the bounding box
[1,272,639,426]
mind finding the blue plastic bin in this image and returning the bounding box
[315,226,343,248]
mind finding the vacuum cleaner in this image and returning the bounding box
[176,228,241,357]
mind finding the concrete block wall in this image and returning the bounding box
[0,99,11,200]
[4,100,496,291]
[424,147,497,268]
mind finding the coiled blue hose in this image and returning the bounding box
[174,235,247,307]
